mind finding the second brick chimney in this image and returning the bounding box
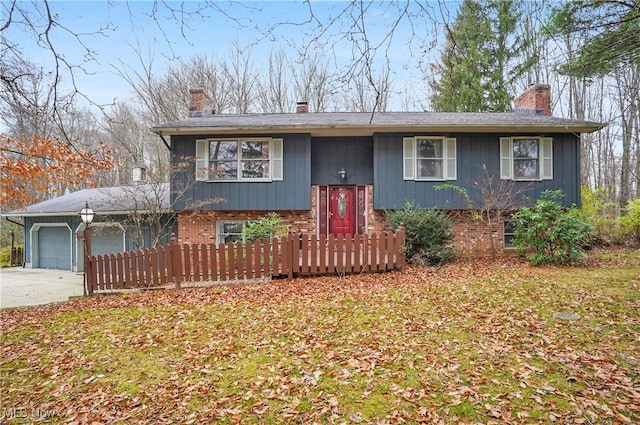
[514,84,552,116]
[189,88,208,117]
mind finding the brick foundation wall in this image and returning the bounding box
[450,211,510,256]
[367,186,388,233]
[177,210,316,245]
[177,187,511,256]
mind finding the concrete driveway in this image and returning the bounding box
[0,267,85,309]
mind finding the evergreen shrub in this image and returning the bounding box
[242,212,289,242]
[386,201,455,266]
[512,190,591,265]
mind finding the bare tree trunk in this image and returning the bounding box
[614,65,639,208]
[258,49,294,113]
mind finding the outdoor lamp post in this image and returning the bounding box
[80,202,95,228]
[80,202,95,295]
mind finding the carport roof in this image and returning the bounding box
[3,183,170,217]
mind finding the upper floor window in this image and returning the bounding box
[195,138,283,182]
[500,136,552,181]
[403,136,457,181]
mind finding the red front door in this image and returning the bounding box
[329,186,356,236]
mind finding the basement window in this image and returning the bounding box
[503,220,517,249]
[216,221,246,245]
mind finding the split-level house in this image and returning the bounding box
[151,85,603,254]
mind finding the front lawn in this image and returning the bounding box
[1,250,639,424]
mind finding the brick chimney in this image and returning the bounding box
[296,101,309,113]
[189,88,207,117]
[514,84,552,116]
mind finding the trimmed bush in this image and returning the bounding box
[0,245,22,268]
[242,212,289,242]
[512,190,591,265]
[386,201,455,266]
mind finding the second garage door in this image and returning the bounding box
[38,226,72,270]
[91,225,125,256]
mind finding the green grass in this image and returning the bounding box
[1,249,639,424]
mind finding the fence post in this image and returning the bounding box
[170,234,181,290]
[287,232,294,279]
[9,230,15,266]
[83,227,93,296]
[397,226,406,272]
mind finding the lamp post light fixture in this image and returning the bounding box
[79,202,95,296]
[80,202,95,226]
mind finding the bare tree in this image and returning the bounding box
[114,159,223,250]
[342,68,392,112]
[292,54,337,112]
[257,49,295,113]
[0,60,61,139]
[222,41,258,114]
[613,65,640,207]
[115,49,238,123]
[437,165,533,258]
[1,0,116,140]
[101,101,170,186]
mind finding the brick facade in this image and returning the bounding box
[177,185,511,256]
[450,211,510,256]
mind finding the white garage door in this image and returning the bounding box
[38,226,72,270]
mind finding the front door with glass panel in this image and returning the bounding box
[329,186,356,236]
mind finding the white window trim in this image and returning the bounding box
[403,136,457,181]
[503,220,517,250]
[196,137,283,182]
[500,136,553,181]
[216,220,247,245]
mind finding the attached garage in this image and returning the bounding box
[4,184,175,272]
[91,225,125,256]
[77,224,126,272]
[33,225,73,270]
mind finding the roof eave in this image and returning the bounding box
[2,209,172,218]
[152,123,605,137]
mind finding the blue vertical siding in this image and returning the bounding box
[311,137,374,185]
[374,133,581,210]
[172,134,311,210]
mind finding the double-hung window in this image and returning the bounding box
[500,136,552,181]
[216,221,246,244]
[503,220,517,249]
[403,136,457,181]
[195,138,283,182]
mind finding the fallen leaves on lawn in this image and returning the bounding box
[1,252,639,424]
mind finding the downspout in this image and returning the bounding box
[155,131,171,151]
[5,217,24,227]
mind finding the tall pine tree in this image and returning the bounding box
[429,0,534,112]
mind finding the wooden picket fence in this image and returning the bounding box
[84,229,405,295]
[10,247,23,267]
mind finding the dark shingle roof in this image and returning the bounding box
[3,183,169,217]
[152,111,604,136]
